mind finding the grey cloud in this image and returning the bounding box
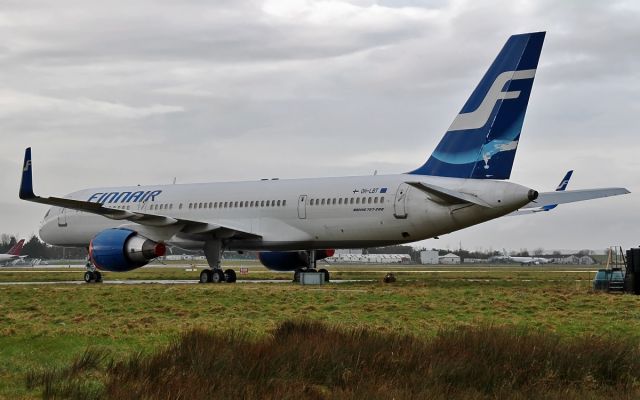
[0,0,638,251]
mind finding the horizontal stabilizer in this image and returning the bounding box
[520,188,630,209]
[406,181,492,207]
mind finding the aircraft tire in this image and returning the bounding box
[211,269,225,283]
[224,269,237,283]
[94,271,103,283]
[199,269,212,284]
[293,268,303,283]
[319,268,330,282]
[84,271,94,283]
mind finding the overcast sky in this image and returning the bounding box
[1,0,638,253]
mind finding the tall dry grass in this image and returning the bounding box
[27,320,640,399]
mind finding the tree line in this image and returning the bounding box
[0,234,87,259]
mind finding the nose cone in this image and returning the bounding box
[39,214,54,245]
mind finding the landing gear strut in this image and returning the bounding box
[199,240,236,284]
[292,250,330,282]
[83,260,102,283]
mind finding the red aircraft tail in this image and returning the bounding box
[7,239,25,256]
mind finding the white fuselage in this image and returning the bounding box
[39,174,534,251]
[508,256,549,265]
[0,254,19,263]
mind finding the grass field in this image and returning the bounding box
[1,263,638,399]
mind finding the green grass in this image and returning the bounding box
[24,321,640,399]
[0,265,637,398]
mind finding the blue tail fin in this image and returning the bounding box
[410,32,545,179]
[555,170,573,191]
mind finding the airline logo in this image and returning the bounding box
[23,159,31,172]
[448,69,536,132]
[88,190,162,204]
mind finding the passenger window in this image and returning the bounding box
[321,199,325,205]
[250,201,254,207]
[332,199,336,205]
[381,197,384,203]
[208,202,212,208]
[188,203,192,209]
[234,201,238,207]
[261,200,265,207]
[266,200,271,207]
[350,198,354,204]
[179,204,183,210]
[277,200,281,206]
[310,199,314,206]
[170,204,173,209]
[240,202,244,208]
[283,200,286,206]
[338,199,342,205]
[368,197,372,204]
[374,197,378,204]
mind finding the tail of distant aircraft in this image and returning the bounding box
[410,31,546,179]
[541,170,573,211]
[7,239,25,256]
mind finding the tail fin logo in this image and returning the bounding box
[23,159,31,172]
[448,69,536,132]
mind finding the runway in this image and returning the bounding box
[0,279,373,286]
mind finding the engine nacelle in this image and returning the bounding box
[89,228,166,272]
[258,249,335,271]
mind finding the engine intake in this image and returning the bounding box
[89,228,165,272]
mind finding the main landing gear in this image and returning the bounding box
[83,260,102,283]
[199,240,237,284]
[293,250,330,282]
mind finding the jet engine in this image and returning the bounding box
[258,249,335,271]
[89,228,166,272]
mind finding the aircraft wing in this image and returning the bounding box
[512,187,630,215]
[19,148,261,239]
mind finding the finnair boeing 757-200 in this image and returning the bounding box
[19,32,629,283]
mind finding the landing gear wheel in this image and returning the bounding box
[319,268,330,282]
[293,268,304,283]
[94,271,103,283]
[211,269,225,283]
[224,269,237,283]
[199,269,212,284]
[84,271,94,283]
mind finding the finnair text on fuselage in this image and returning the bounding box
[87,190,163,204]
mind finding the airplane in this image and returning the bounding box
[18,31,630,284]
[500,249,549,266]
[509,170,573,215]
[0,239,27,266]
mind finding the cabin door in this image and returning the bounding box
[297,195,307,219]
[393,183,410,219]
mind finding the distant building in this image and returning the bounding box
[579,255,596,265]
[420,250,439,264]
[326,253,409,264]
[556,255,596,265]
[334,249,363,256]
[439,253,461,264]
